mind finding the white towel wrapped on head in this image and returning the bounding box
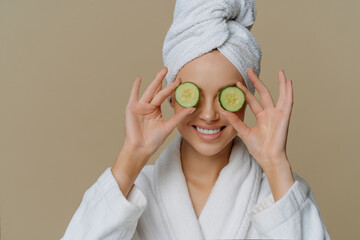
[162,0,262,102]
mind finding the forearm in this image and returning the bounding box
[263,157,295,202]
[111,145,150,198]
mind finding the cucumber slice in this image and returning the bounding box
[219,86,245,112]
[175,82,200,108]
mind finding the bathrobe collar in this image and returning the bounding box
[154,133,263,240]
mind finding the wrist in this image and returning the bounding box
[113,144,150,182]
[263,159,295,202]
[261,152,289,172]
[120,142,151,162]
[122,138,154,162]
[263,159,292,178]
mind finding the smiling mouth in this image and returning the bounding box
[191,125,227,140]
[192,125,226,131]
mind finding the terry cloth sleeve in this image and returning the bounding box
[249,173,330,239]
[61,167,147,240]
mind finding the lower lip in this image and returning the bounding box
[192,126,226,141]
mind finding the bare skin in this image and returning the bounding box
[169,49,295,217]
[169,50,247,218]
[112,49,295,219]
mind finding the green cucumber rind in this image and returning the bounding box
[174,82,200,108]
[219,86,245,112]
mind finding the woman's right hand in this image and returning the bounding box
[121,66,196,160]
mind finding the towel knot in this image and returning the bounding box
[207,0,240,22]
[176,0,256,29]
[212,0,257,31]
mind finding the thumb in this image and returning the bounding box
[163,108,196,136]
[219,109,250,138]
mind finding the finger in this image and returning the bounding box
[149,71,163,102]
[285,80,294,116]
[128,76,141,105]
[139,67,167,103]
[276,69,288,109]
[248,68,275,109]
[151,77,181,107]
[219,109,250,139]
[163,107,196,136]
[236,81,263,115]
[152,79,163,100]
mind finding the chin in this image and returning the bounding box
[191,142,230,157]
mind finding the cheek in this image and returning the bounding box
[172,103,192,129]
[227,125,239,136]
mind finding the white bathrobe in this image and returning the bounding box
[61,134,330,239]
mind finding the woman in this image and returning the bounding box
[62,0,330,239]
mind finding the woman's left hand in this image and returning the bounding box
[219,68,294,172]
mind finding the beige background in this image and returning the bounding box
[1,0,359,239]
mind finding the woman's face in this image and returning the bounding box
[169,49,248,157]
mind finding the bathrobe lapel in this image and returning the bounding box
[197,135,263,239]
[154,133,263,240]
[154,133,204,240]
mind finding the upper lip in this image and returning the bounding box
[192,124,225,130]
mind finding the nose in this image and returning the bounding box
[197,96,220,122]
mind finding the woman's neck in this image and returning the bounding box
[180,139,234,187]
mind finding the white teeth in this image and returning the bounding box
[196,126,222,134]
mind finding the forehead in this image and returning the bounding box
[177,49,245,90]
